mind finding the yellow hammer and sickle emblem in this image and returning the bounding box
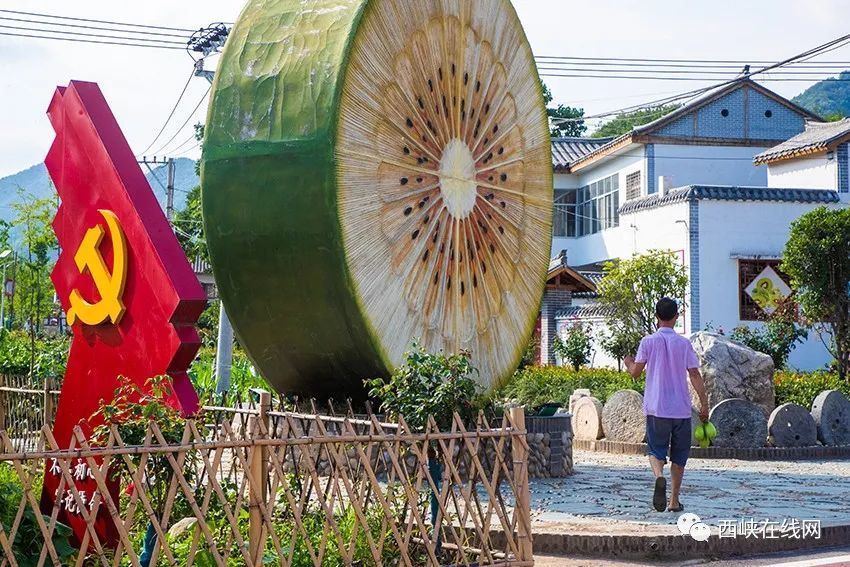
[66,209,128,326]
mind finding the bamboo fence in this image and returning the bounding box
[0,391,533,566]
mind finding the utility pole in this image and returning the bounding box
[166,157,175,221]
[188,23,234,396]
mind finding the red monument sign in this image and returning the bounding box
[42,80,206,545]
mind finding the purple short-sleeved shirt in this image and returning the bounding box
[635,327,700,419]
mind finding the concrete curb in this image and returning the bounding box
[492,524,850,560]
[573,438,850,460]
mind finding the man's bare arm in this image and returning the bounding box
[623,355,646,380]
[689,367,709,421]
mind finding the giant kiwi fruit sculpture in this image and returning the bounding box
[201,0,552,397]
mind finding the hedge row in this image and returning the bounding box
[497,366,644,407]
[498,366,850,411]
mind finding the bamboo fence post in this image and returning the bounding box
[0,374,6,430]
[248,390,270,565]
[43,377,55,426]
[509,406,533,563]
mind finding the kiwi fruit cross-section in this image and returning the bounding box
[202,0,552,397]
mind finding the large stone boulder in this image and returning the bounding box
[689,332,775,417]
[601,390,646,443]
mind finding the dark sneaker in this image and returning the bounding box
[653,477,667,512]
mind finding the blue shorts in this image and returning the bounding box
[646,415,691,467]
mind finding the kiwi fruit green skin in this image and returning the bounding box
[202,0,385,397]
[202,0,552,396]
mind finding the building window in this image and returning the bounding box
[625,171,641,201]
[577,173,619,236]
[738,259,791,321]
[553,191,577,237]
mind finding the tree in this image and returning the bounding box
[782,207,850,379]
[172,184,208,265]
[553,322,593,370]
[541,82,586,138]
[591,104,681,138]
[596,251,689,356]
[728,299,807,369]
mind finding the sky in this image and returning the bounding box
[1,0,848,177]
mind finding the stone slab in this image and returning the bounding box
[601,390,645,443]
[768,402,818,447]
[571,396,604,440]
[709,398,768,448]
[811,390,850,446]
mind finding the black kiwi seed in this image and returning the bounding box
[434,273,439,284]
[423,215,430,223]
[488,176,494,182]
[500,173,507,182]
[485,103,490,113]
[461,99,465,111]
[406,118,414,128]
[484,137,489,146]
[450,251,454,261]
[500,201,506,208]
[438,67,443,80]
[451,63,456,76]
[428,79,433,91]
[482,262,487,274]
[403,146,410,154]
[417,157,425,164]
[487,152,493,161]
[423,196,430,202]
[419,200,426,208]
[498,147,504,155]
[446,276,451,290]
[493,124,499,134]
[482,225,488,234]
[404,206,413,216]
[461,281,465,295]
[464,72,468,85]
[440,243,445,253]
[474,128,479,137]
[476,80,481,92]
[490,243,495,253]
[432,232,438,243]
[486,193,494,200]
[462,111,466,120]
[423,250,429,262]
[418,97,425,109]
[498,226,504,234]
[411,229,420,240]
[487,213,492,220]
[416,177,423,183]
[473,275,478,288]
[400,177,408,185]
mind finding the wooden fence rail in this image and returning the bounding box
[0,402,533,566]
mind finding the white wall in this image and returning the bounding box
[696,199,845,370]
[766,156,837,189]
[653,144,770,188]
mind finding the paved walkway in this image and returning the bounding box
[527,450,850,536]
[534,546,850,566]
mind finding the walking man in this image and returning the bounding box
[624,297,709,512]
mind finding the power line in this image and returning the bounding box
[535,54,850,65]
[0,30,185,50]
[150,85,212,156]
[0,23,186,45]
[540,72,850,82]
[139,69,196,156]
[0,9,198,33]
[537,65,849,76]
[0,15,190,38]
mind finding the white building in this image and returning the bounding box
[540,78,847,370]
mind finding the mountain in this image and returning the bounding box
[792,70,850,119]
[0,157,199,222]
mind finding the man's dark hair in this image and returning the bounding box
[655,297,679,321]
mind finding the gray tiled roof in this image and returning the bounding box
[754,119,850,164]
[551,137,613,170]
[619,185,840,215]
[555,304,613,320]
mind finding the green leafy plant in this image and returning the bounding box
[0,464,76,566]
[600,326,643,371]
[553,322,593,371]
[782,207,850,379]
[729,300,807,369]
[774,370,850,408]
[596,250,688,340]
[365,342,481,432]
[497,366,643,408]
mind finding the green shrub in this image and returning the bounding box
[553,323,593,371]
[365,342,481,431]
[0,329,69,378]
[774,370,850,408]
[498,366,644,408]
